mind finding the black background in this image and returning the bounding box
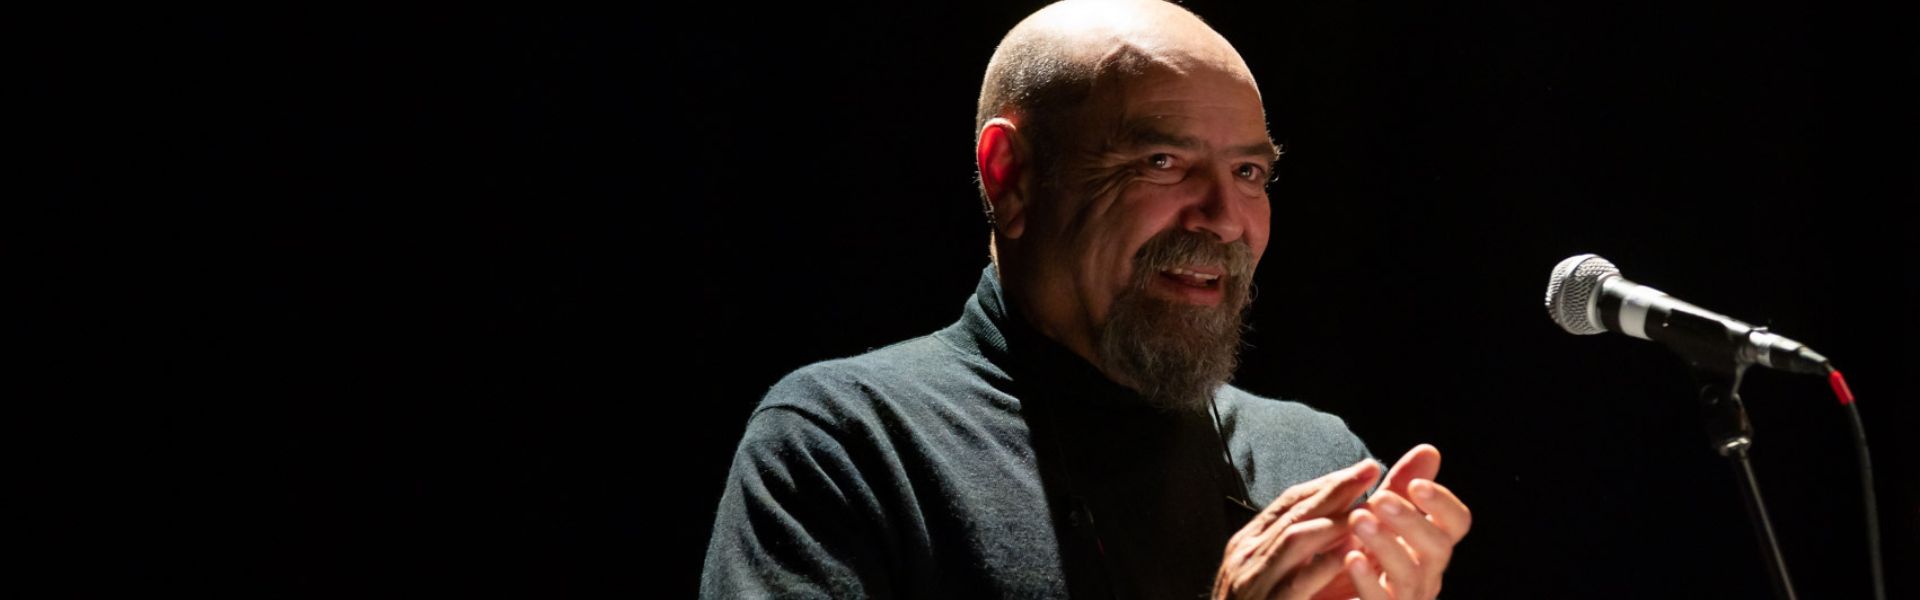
[29,1,1915,597]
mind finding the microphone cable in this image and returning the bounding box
[1826,368,1883,600]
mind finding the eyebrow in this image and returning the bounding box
[1117,120,1283,163]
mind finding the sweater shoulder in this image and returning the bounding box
[1217,386,1356,437]
[755,333,987,429]
[1216,386,1373,489]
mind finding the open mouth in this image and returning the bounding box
[1159,266,1222,289]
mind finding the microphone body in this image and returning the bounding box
[1546,254,1829,375]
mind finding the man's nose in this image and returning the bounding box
[1179,166,1247,244]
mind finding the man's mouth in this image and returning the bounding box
[1159,266,1223,289]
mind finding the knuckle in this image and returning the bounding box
[1245,513,1276,534]
[1222,545,1244,567]
[1250,535,1280,563]
[1239,543,1266,565]
[1230,571,1259,596]
[1273,509,1305,530]
[1273,534,1304,557]
[1276,485,1311,505]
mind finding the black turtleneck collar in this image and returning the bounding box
[938,263,1249,599]
[942,263,1147,408]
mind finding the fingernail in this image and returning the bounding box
[1378,500,1401,516]
[1413,480,1435,500]
[1356,518,1378,537]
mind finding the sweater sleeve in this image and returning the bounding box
[699,405,894,599]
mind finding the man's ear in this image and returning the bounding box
[976,117,1030,240]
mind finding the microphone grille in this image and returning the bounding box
[1545,254,1618,335]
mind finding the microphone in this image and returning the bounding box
[1544,254,1830,374]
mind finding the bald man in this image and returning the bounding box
[700,1,1469,598]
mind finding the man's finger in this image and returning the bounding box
[1267,518,1349,575]
[1276,459,1384,528]
[1277,548,1351,600]
[1236,515,1344,596]
[1370,490,1455,594]
[1381,443,1440,499]
[1349,508,1424,599]
[1237,459,1381,543]
[1306,569,1359,600]
[1409,478,1473,543]
[1367,491,1452,565]
[1344,550,1391,600]
[1228,519,1351,596]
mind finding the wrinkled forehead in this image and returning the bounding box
[1095,56,1261,104]
[1076,60,1269,140]
[1060,21,1258,94]
[1058,22,1266,136]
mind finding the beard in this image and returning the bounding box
[1095,229,1256,413]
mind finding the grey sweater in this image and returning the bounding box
[701,265,1371,599]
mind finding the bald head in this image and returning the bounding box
[974,0,1261,206]
[968,1,1280,407]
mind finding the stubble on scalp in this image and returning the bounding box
[1096,228,1256,413]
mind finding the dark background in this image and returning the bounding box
[29,1,1914,597]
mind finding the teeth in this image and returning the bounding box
[1164,267,1221,281]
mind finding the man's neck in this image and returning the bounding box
[997,264,1138,393]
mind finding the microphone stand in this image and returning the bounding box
[1693,364,1797,600]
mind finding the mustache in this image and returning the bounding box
[1131,229,1255,283]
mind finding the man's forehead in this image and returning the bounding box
[1085,66,1274,157]
[1084,43,1259,98]
[1116,117,1280,160]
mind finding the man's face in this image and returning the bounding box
[1021,63,1276,409]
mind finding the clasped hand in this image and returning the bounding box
[1213,444,1471,600]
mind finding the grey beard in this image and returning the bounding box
[1096,230,1255,413]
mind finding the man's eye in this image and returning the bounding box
[1148,153,1175,169]
[1235,163,1266,181]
